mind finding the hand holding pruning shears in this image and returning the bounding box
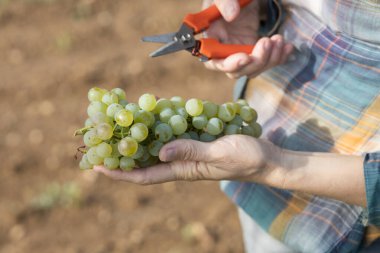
[142,0,293,79]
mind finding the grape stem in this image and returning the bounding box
[74,126,93,136]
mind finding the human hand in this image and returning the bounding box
[203,0,293,79]
[93,135,284,185]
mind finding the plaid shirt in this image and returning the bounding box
[223,1,380,252]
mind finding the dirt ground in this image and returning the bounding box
[0,0,244,252]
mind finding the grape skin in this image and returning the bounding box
[148,140,164,157]
[118,137,138,157]
[115,109,134,127]
[155,123,173,142]
[120,157,135,171]
[130,123,149,142]
[96,142,112,158]
[138,93,156,112]
[206,118,224,136]
[96,123,113,140]
[185,98,203,117]
[104,157,119,170]
[169,115,187,135]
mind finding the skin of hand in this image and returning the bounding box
[94,135,366,207]
[203,0,293,79]
[94,135,282,185]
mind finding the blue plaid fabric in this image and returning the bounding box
[224,1,380,252]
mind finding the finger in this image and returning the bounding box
[225,37,272,78]
[159,139,214,162]
[93,164,177,185]
[280,43,294,64]
[214,0,240,22]
[266,35,285,68]
[204,53,251,73]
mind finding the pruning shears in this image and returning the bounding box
[141,0,255,61]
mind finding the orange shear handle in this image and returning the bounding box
[199,38,254,59]
[184,0,253,33]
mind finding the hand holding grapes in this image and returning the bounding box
[93,135,284,185]
[203,0,293,79]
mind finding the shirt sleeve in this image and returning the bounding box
[364,152,380,226]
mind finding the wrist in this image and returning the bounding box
[252,140,290,188]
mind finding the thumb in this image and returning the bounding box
[214,0,240,22]
[159,139,212,162]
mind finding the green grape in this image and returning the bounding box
[175,107,189,119]
[134,110,155,127]
[159,108,176,123]
[192,114,208,130]
[110,143,121,157]
[250,122,262,138]
[137,149,151,162]
[79,154,92,170]
[230,115,243,126]
[185,98,203,117]
[106,103,124,118]
[240,106,258,123]
[200,132,216,142]
[218,103,235,122]
[125,103,140,116]
[84,118,94,127]
[154,123,173,142]
[95,122,113,140]
[87,147,104,165]
[138,93,156,112]
[91,112,112,125]
[104,157,119,170]
[137,156,158,168]
[232,102,241,114]
[170,96,185,108]
[131,145,145,160]
[236,99,249,107]
[84,129,102,147]
[102,91,119,105]
[115,109,133,127]
[111,88,126,100]
[177,133,191,139]
[188,131,199,141]
[87,101,107,117]
[169,115,188,135]
[119,99,128,107]
[154,98,172,113]
[224,124,241,135]
[206,117,224,135]
[120,157,135,171]
[130,123,149,142]
[88,87,107,102]
[241,125,255,137]
[152,120,162,131]
[118,137,138,156]
[96,142,112,158]
[148,140,164,156]
[203,101,218,119]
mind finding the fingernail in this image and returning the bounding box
[164,148,176,161]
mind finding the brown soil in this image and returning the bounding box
[0,1,243,252]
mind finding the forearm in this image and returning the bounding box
[264,147,366,207]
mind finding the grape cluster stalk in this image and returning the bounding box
[76,87,262,171]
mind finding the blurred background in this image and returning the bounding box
[0,0,243,252]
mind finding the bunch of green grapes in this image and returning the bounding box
[76,87,262,171]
